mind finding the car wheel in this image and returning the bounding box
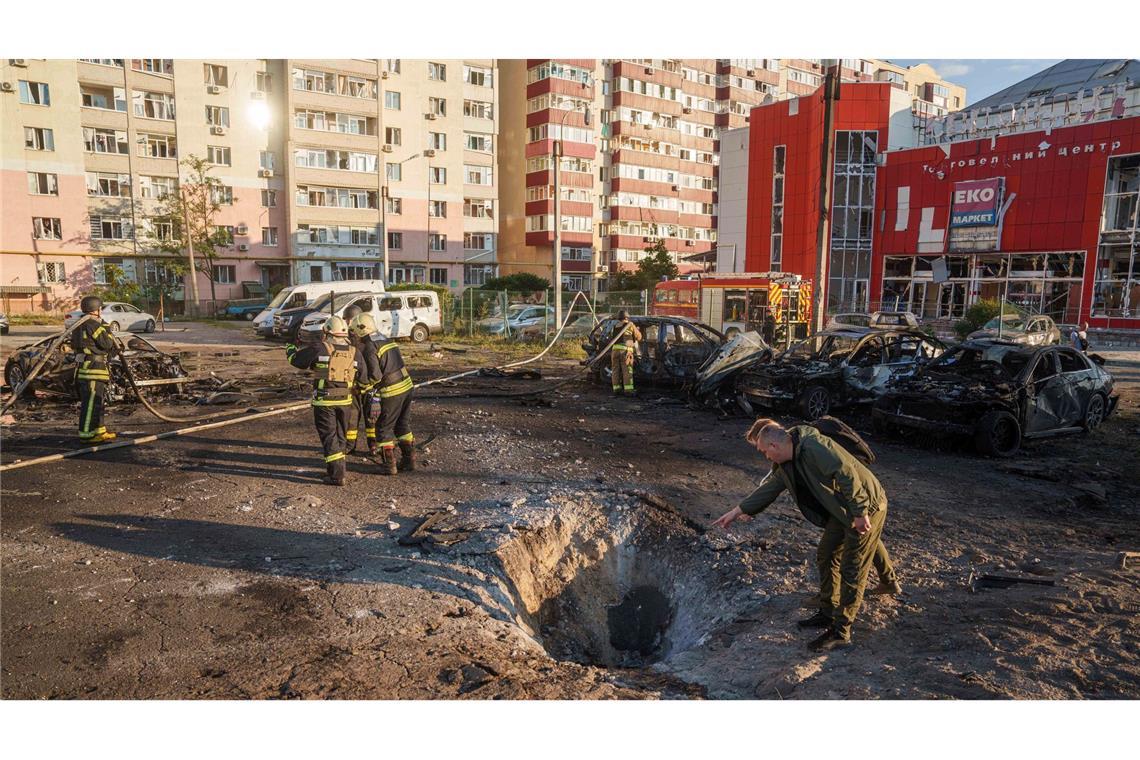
[798,385,830,420]
[144,319,156,333]
[410,324,429,343]
[244,312,256,321]
[109,321,120,333]
[5,360,28,397]
[1083,393,1106,431]
[974,410,1021,457]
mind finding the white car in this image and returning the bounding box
[297,290,441,343]
[64,302,157,333]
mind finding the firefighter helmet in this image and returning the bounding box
[342,304,363,321]
[80,295,104,314]
[323,315,349,336]
[349,312,376,337]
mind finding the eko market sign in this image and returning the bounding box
[950,178,1002,228]
[921,139,1125,179]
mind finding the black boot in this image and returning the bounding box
[808,627,851,652]
[378,447,398,476]
[322,461,345,486]
[397,441,417,472]
[796,611,832,629]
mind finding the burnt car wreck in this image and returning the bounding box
[582,316,726,388]
[4,332,189,403]
[872,340,1117,457]
[736,327,947,419]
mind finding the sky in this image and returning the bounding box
[892,59,1063,106]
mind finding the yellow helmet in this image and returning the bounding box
[323,315,349,336]
[349,312,376,337]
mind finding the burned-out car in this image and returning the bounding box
[967,314,1061,346]
[872,340,1117,457]
[737,327,947,419]
[3,332,189,402]
[583,316,725,388]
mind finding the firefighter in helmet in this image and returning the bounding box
[286,315,358,485]
[71,294,118,443]
[347,311,381,456]
[359,315,416,476]
[609,309,642,395]
[339,303,373,454]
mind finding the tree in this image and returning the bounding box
[954,298,1022,339]
[147,155,235,314]
[480,272,550,292]
[93,264,141,305]
[610,239,680,292]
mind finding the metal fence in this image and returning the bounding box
[449,289,649,339]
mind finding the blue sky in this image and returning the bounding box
[892,59,1062,106]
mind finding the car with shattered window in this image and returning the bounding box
[872,340,1116,457]
[736,327,947,419]
[967,313,1061,346]
[3,331,188,402]
[582,316,726,388]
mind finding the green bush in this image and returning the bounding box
[954,298,1020,339]
[480,273,550,292]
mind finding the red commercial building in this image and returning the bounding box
[742,60,1140,330]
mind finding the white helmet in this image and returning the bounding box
[323,315,349,336]
[349,312,376,337]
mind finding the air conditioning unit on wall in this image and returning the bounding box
[210,126,226,135]
[207,85,221,94]
[237,244,250,251]
[258,169,274,178]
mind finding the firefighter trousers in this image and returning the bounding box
[77,379,108,439]
[368,389,413,450]
[313,404,350,480]
[345,390,373,451]
[610,345,635,392]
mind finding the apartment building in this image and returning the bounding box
[867,59,966,120]
[2,58,500,312]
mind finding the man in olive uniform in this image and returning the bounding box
[347,312,381,455]
[610,310,643,395]
[714,418,892,651]
[71,295,118,443]
[362,317,415,476]
[286,315,358,486]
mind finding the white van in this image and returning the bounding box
[298,290,441,343]
[252,279,385,337]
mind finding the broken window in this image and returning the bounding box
[133,91,176,120]
[32,217,62,240]
[204,64,228,87]
[27,172,59,195]
[138,133,177,158]
[18,80,50,105]
[86,128,130,155]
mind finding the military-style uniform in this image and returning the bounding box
[70,316,116,441]
[739,425,890,638]
[346,332,380,454]
[366,338,415,474]
[287,338,358,484]
[609,319,643,394]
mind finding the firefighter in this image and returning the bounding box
[609,310,642,395]
[286,315,358,486]
[347,311,381,456]
[365,320,416,476]
[71,295,118,443]
[339,303,370,453]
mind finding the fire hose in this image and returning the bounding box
[0,293,627,472]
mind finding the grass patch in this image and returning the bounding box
[435,334,586,360]
[7,314,63,326]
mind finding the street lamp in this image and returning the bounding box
[381,150,430,286]
[551,102,591,328]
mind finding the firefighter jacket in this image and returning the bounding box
[351,335,381,392]
[373,338,413,398]
[70,316,116,382]
[614,320,642,347]
[287,339,358,406]
[738,425,886,524]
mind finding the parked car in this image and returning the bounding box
[968,314,1061,346]
[476,304,554,336]
[828,312,872,329]
[4,331,188,401]
[253,279,386,338]
[297,290,441,343]
[869,310,920,328]
[737,326,947,419]
[582,316,725,388]
[64,302,157,333]
[516,312,605,342]
[222,298,269,321]
[873,340,1117,457]
[0,313,9,336]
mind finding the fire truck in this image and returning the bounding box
[652,272,812,347]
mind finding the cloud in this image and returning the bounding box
[938,63,972,77]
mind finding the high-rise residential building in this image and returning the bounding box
[1,57,499,312]
[866,59,966,120]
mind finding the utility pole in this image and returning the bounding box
[180,186,201,318]
[812,60,841,334]
[552,137,563,328]
[380,185,390,285]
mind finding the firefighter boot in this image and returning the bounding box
[378,446,399,476]
[87,431,118,444]
[322,460,346,486]
[397,440,417,472]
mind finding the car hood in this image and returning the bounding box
[693,331,772,396]
[885,365,1018,404]
[967,328,1030,342]
[743,356,842,382]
